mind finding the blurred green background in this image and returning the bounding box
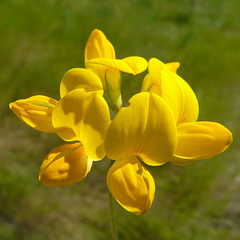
[1,0,239,239]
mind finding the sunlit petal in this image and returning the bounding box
[39,143,92,186]
[86,56,147,75]
[60,68,103,98]
[172,121,233,163]
[86,58,134,74]
[107,156,155,215]
[142,58,199,124]
[9,95,57,133]
[165,62,180,73]
[53,89,111,160]
[85,29,115,62]
[105,92,177,166]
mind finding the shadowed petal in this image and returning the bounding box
[171,121,232,164]
[39,143,92,186]
[60,68,103,98]
[107,156,155,215]
[105,92,177,166]
[53,89,111,160]
[9,95,57,133]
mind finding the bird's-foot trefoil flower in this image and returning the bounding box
[105,92,177,215]
[141,58,232,166]
[85,29,148,112]
[9,95,58,133]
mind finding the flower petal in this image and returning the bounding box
[171,121,232,164]
[105,92,177,166]
[85,29,115,62]
[52,89,111,160]
[60,68,103,98]
[86,58,135,74]
[165,62,180,73]
[9,95,57,133]
[122,56,148,75]
[107,156,155,215]
[86,57,147,75]
[141,58,199,124]
[39,143,92,186]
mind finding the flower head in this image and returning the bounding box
[9,30,233,217]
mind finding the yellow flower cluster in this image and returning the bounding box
[10,29,232,215]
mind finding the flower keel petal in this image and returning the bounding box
[9,95,57,133]
[172,121,232,163]
[107,156,155,215]
[39,143,92,186]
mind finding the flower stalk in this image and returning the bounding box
[108,159,118,240]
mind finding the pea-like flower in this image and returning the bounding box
[85,29,148,111]
[9,95,57,133]
[141,58,232,165]
[9,29,233,223]
[105,92,177,215]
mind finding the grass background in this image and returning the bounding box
[0,0,239,239]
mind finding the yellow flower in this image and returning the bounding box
[141,58,232,166]
[85,29,148,111]
[105,92,177,215]
[10,70,111,187]
[39,88,111,186]
[9,95,57,133]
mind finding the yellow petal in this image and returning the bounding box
[105,92,177,166]
[9,95,57,133]
[122,56,148,75]
[165,62,180,73]
[142,58,199,124]
[39,143,92,187]
[85,29,115,62]
[171,121,232,164]
[107,155,155,215]
[86,57,147,75]
[170,157,195,166]
[52,89,111,160]
[60,68,103,98]
[86,58,135,75]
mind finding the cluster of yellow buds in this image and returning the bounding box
[10,29,232,215]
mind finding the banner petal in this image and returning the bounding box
[105,92,177,166]
[142,58,199,124]
[85,29,115,62]
[60,68,103,98]
[165,62,180,73]
[53,89,111,160]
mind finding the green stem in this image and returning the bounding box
[108,160,118,240]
